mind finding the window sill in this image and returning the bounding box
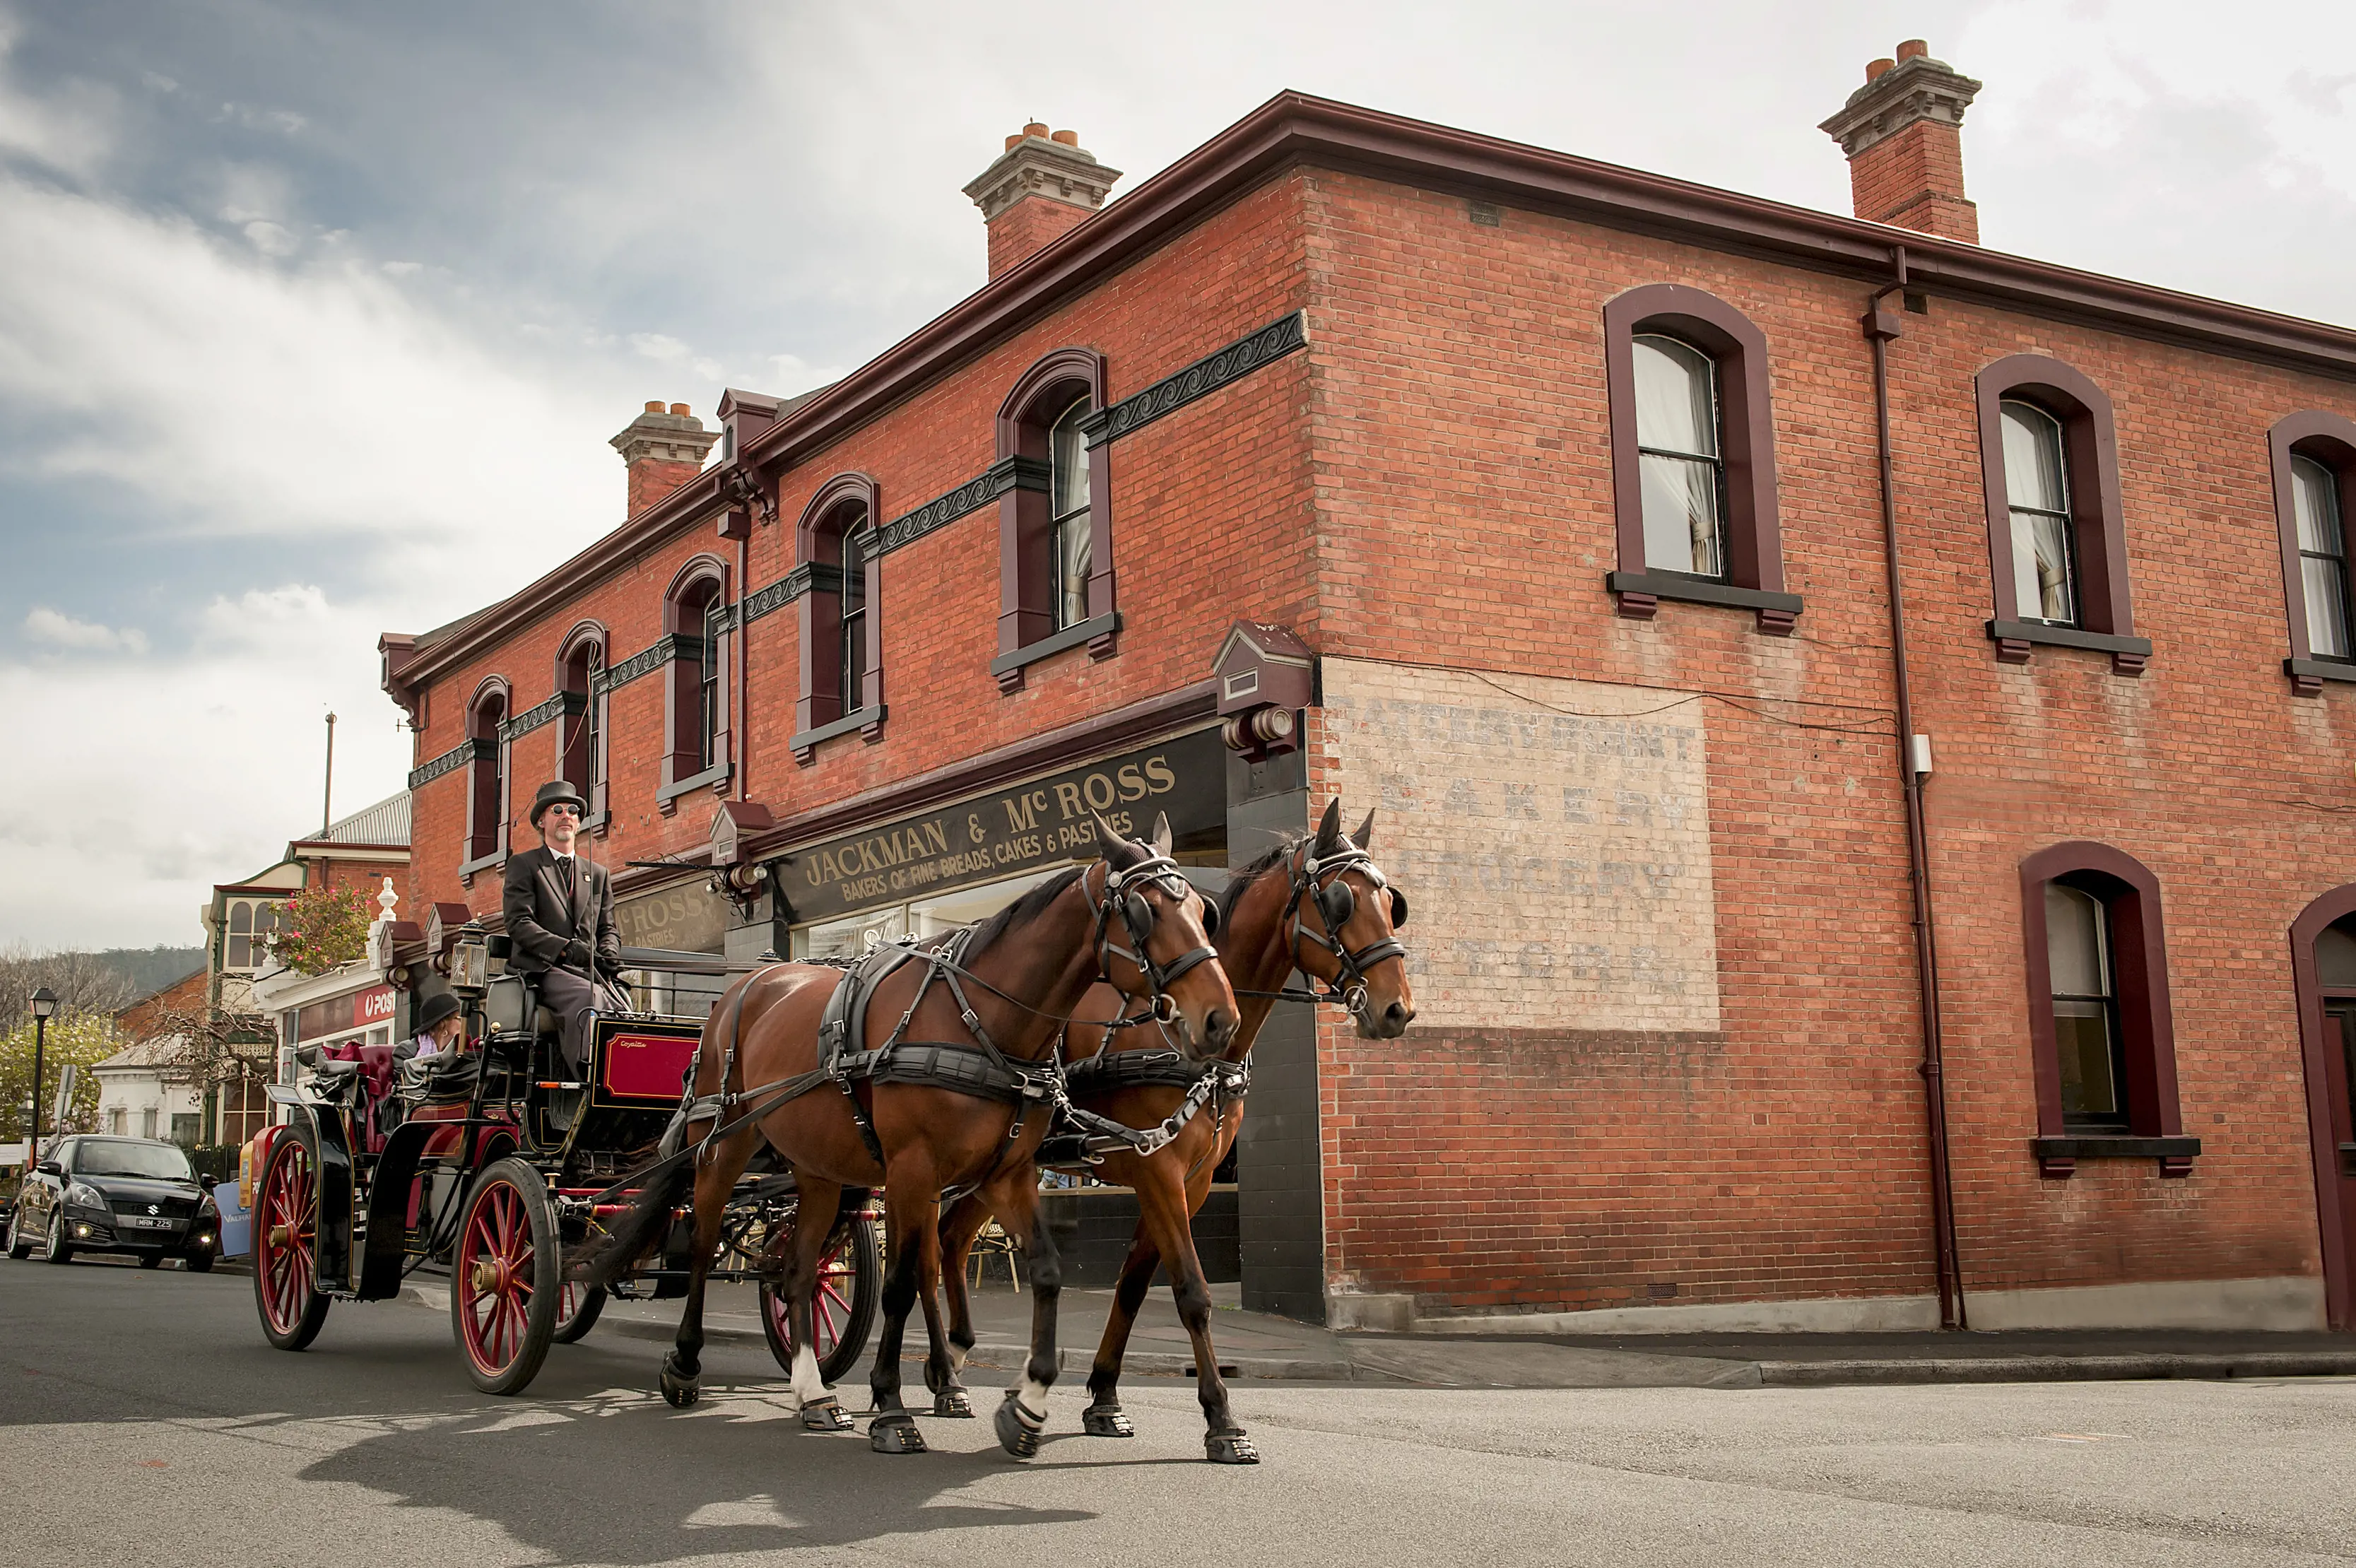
[791,704,885,762]
[584,810,610,838]
[992,612,1123,689]
[656,762,731,808]
[2032,1133,2200,1179]
[1605,571,1801,635]
[1987,619,2152,675]
[457,847,507,887]
[2285,656,2356,696]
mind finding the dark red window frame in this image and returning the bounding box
[994,346,1114,690]
[2018,841,2191,1177]
[1602,283,1796,634]
[2269,411,2356,695]
[461,676,511,873]
[554,620,607,830]
[791,472,883,760]
[1976,355,2148,674]
[2289,884,2356,1332]
[660,557,729,807]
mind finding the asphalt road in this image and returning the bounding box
[5,1258,2354,1567]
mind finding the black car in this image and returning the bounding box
[6,1136,219,1271]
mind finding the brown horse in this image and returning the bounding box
[581,814,1237,1458]
[936,798,1413,1463]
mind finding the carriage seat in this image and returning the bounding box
[399,1046,482,1104]
[482,972,562,1042]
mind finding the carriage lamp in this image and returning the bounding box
[450,935,488,990]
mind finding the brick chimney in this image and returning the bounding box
[962,124,1122,280]
[1819,40,1984,244]
[608,401,719,518]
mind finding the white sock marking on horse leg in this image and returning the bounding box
[948,1343,967,1374]
[791,1341,828,1408]
[1017,1376,1049,1422]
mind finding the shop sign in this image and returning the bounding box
[294,984,395,1045]
[615,880,727,955]
[779,726,1224,924]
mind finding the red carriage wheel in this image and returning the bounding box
[252,1125,331,1351]
[550,1278,606,1344]
[452,1157,560,1395]
[760,1216,880,1386]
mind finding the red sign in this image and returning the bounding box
[601,1031,698,1102]
[295,984,397,1044]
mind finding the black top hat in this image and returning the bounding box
[529,779,589,827]
[413,989,462,1034]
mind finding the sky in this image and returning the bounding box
[1,0,2351,950]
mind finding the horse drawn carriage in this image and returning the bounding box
[246,931,880,1394]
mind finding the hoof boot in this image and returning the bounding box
[868,1413,927,1454]
[801,1398,853,1432]
[995,1390,1044,1459]
[1081,1403,1135,1438]
[933,1387,974,1418]
[658,1359,700,1410]
[1205,1427,1259,1465]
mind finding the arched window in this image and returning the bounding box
[462,680,510,871]
[2044,880,2124,1128]
[2001,401,2076,626]
[1603,285,1795,632]
[789,473,884,760]
[1632,334,1726,579]
[2018,842,2191,1177]
[556,624,606,825]
[225,899,282,972]
[2270,413,2356,693]
[1048,394,1094,629]
[661,564,729,803]
[1975,355,2145,673]
[994,347,1116,689]
[2290,888,2356,1330]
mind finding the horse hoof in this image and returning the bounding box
[994,1390,1044,1460]
[933,1387,974,1419]
[1081,1403,1135,1438]
[868,1413,927,1454]
[659,1360,700,1410]
[801,1398,854,1432]
[1205,1427,1260,1465]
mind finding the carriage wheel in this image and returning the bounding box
[452,1157,560,1395]
[253,1125,331,1351]
[550,1279,607,1343]
[760,1217,880,1386]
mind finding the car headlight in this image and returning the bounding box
[196,1196,219,1220]
[64,1182,106,1210]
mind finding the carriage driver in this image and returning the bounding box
[502,780,625,1075]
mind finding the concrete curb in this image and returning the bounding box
[1751,1352,2356,1386]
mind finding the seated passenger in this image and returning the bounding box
[396,990,467,1062]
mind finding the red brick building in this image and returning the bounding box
[382,46,2356,1333]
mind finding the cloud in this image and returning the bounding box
[22,606,146,654]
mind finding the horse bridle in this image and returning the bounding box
[1285,842,1408,1018]
[1090,854,1223,1024]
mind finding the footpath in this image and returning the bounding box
[394,1273,2356,1390]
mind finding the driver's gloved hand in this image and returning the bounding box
[563,938,593,970]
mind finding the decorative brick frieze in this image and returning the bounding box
[1079,312,1308,447]
[599,634,686,693]
[498,689,582,743]
[407,738,490,791]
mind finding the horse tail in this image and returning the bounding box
[572,1153,694,1289]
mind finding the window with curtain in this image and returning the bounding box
[2047,881,2127,1128]
[2293,454,2352,662]
[699,601,725,772]
[841,519,872,714]
[1632,334,1727,578]
[1048,395,1092,630]
[2002,401,2077,626]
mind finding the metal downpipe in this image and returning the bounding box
[1866,247,1966,1331]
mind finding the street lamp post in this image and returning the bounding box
[26,986,57,1166]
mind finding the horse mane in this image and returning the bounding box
[965,864,1088,956]
[1221,831,1312,927]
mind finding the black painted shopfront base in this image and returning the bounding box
[1003,1186,1239,1288]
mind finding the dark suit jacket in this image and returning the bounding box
[502,844,621,976]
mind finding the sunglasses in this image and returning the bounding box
[543,803,582,818]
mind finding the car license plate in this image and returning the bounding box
[124,1216,174,1230]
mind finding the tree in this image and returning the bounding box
[274,882,375,976]
[0,947,136,1036]
[0,1013,117,1145]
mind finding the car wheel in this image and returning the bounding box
[45,1210,73,1266]
[184,1250,216,1274]
[5,1208,30,1261]
[139,1254,163,1270]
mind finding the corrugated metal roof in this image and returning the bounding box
[314,791,411,847]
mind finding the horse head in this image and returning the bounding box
[1090,810,1237,1062]
[1294,798,1416,1039]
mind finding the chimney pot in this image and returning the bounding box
[1866,57,1895,81]
[610,401,718,519]
[1896,38,1928,60]
[1822,44,1984,244]
[669,402,690,417]
[644,400,665,413]
[1005,133,1023,151]
[1051,129,1078,146]
[1023,120,1049,139]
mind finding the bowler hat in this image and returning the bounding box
[528,779,589,827]
[413,989,462,1034]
